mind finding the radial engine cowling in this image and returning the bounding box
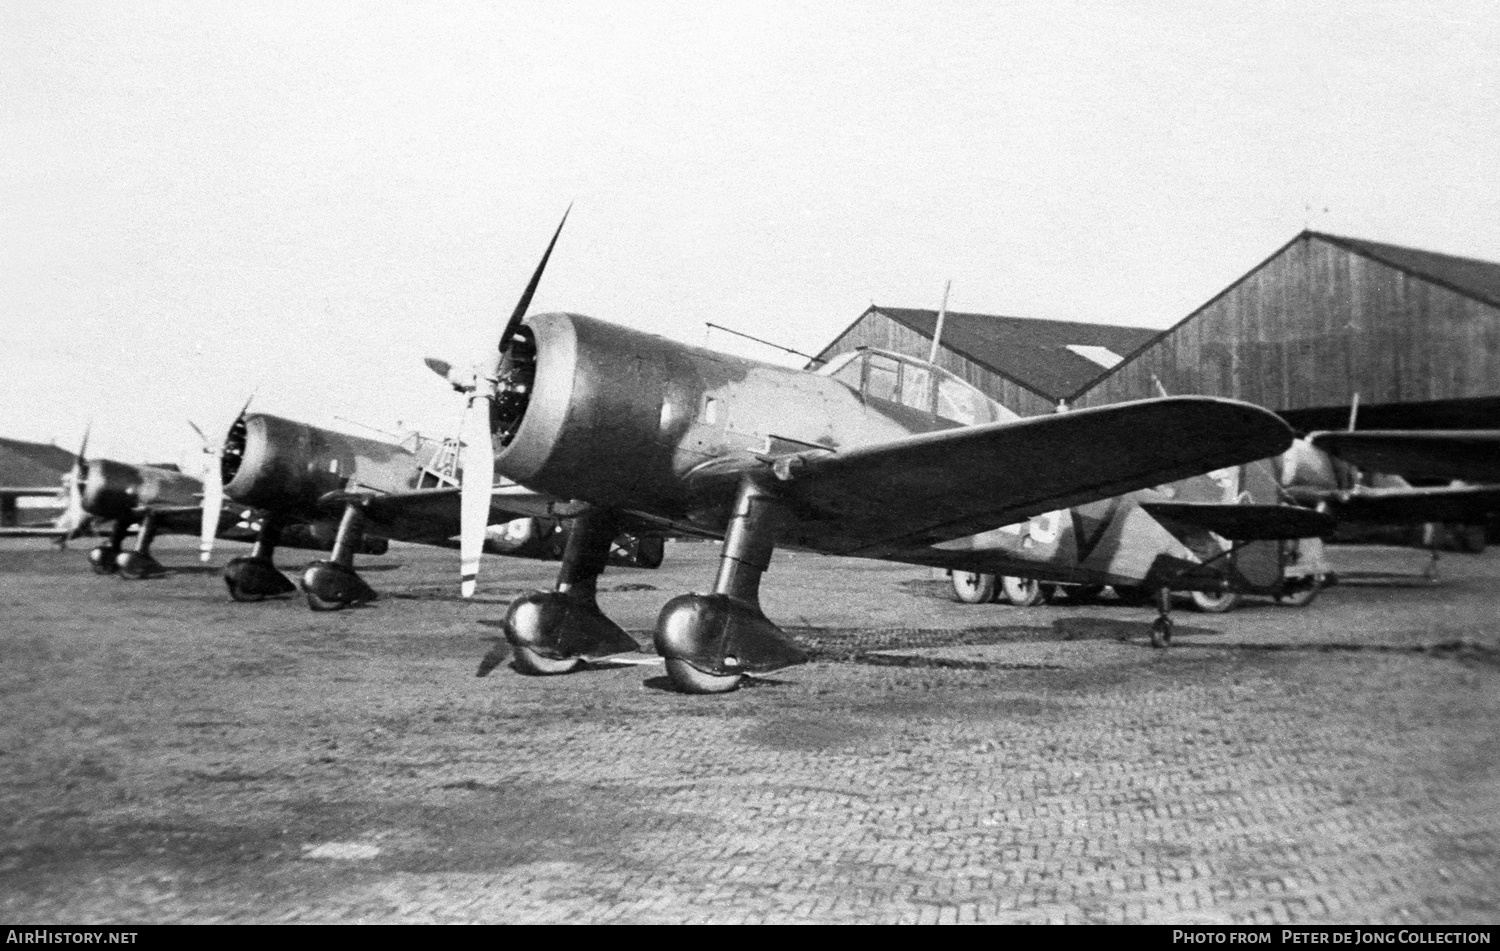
[493,312,685,511]
[222,413,390,514]
[82,459,199,520]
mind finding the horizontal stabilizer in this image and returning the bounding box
[1310,430,1500,482]
[1142,502,1335,540]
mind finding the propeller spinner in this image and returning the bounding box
[459,206,571,597]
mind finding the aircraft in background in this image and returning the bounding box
[449,212,1297,693]
[1279,428,1500,555]
[216,411,592,609]
[946,456,1333,620]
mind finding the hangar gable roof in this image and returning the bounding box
[0,437,73,491]
[1312,232,1500,310]
[848,306,1159,403]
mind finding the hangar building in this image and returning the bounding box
[812,305,1158,419]
[1073,231,1500,430]
[0,436,72,528]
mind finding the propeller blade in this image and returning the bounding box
[495,204,571,359]
[187,420,208,446]
[199,464,223,562]
[459,397,495,597]
[235,392,256,423]
[424,356,472,393]
[458,207,571,595]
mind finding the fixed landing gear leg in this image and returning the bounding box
[655,477,809,694]
[224,517,296,602]
[90,519,132,575]
[1149,586,1174,648]
[116,512,164,579]
[502,510,639,674]
[301,504,378,611]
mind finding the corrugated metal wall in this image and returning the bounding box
[1076,234,1500,412]
[817,312,1061,418]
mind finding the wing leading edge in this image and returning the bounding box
[1309,430,1500,482]
[773,396,1294,557]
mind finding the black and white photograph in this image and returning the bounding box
[2,0,1497,927]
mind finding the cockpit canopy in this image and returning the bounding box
[819,348,1018,426]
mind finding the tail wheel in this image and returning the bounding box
[512,645,585,676]
[1189,590,1242,613]
[1002,576,1053,607]
[664,658,743,694]
[1150,616,1173,648]
[950,571,998,604]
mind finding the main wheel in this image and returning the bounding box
[950,571,998,604]
[1150,616,1173,648]
[512,645,585,676]
[305,590,350,612]
[90,549,118,575]
[632,534,666,569]
[1189,590,1242,614]
[1276,576,1323,608]
[227,579,265,603]
[1457,524,1487,554]
[1002,576,1053,607]
[664,658,743,694]
[116,553,156,580]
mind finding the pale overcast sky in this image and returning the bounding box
[4,0,1497,464]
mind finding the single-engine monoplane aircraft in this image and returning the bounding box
[1281,431,1500,553]
[449,212,1299,693]
[945,456,1334,623]
[216,410,662,609]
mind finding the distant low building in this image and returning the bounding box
[812,305,1159,418]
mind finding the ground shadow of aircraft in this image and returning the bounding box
[450,211,1297,694]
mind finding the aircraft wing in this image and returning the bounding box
[143,505,261,542]
[352,485,571,544]
[0,526,71,538]
[1309,430,1500,482]
[1296,484,1500,525]
[770,397,1294,557]
[1141,502,1335,541]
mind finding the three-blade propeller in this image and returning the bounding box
[459,206,570,597]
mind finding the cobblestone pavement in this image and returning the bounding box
[1,538,1496,923]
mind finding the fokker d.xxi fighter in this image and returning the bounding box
[216,412,608,609]
[1281,431,1500,550]
[453,213,1298,693]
